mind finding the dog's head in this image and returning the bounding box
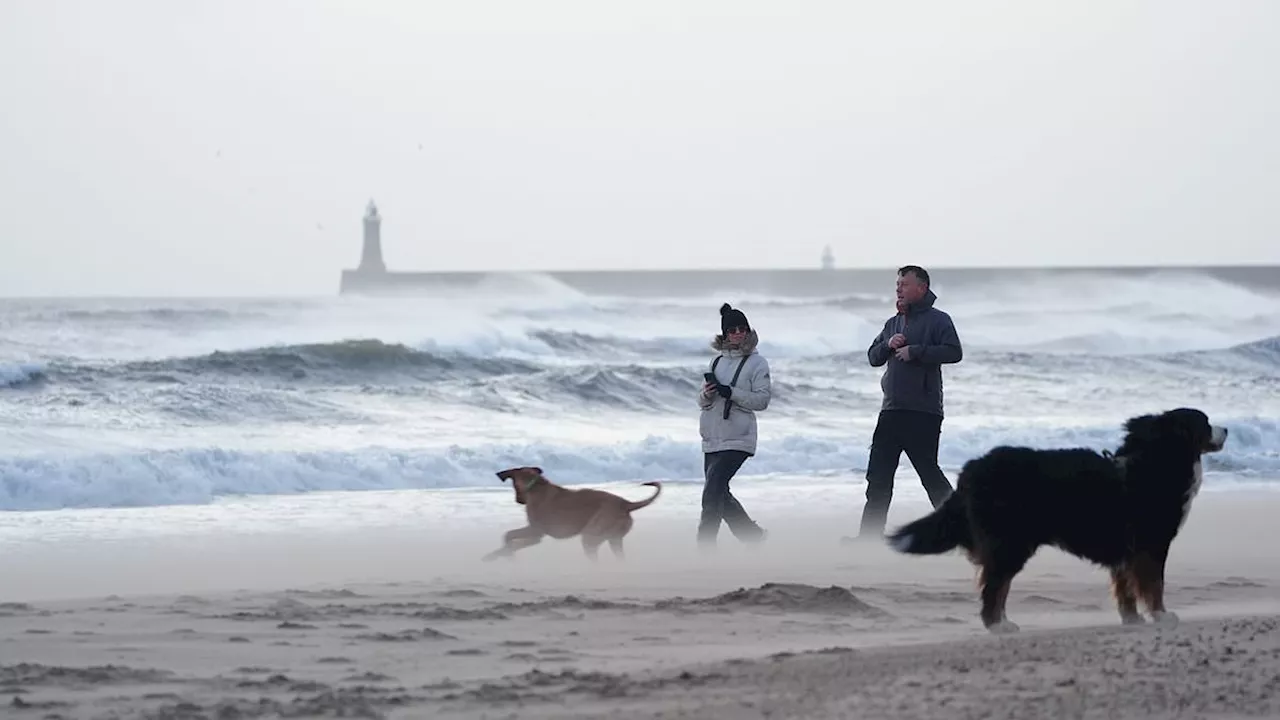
[495,466,546,505]
[1121,407,1228,456]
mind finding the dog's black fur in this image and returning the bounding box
[886,407,1228,633]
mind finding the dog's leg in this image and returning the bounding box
[482,526,543,562]
[608,536,625,560]
[978,549,1031,634]
[978,565,1018,634]
[580,535,604,561]
[581,509,629,562]
[1133,549,1177,626]
[1111,565,1145,625]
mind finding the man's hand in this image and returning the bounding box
[887,333,907,349]
[700,382,716,399]
[894,346,912,362]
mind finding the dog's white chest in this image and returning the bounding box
[1179,460,1204,529]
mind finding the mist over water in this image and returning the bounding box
[2,268,1279,511]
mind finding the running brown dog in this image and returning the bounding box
[483,466,662,561]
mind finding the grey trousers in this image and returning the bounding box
[698,450,765,544]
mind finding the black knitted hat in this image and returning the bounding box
[720,303,750,334]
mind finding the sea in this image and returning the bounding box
[2,267,1279,538]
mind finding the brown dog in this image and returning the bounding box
[483,466,662,561]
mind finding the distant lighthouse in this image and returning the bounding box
[821,245,835,270]
[358,199,386,273]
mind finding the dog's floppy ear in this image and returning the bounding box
[1166,407,1211,447]
[495,466,534,504]
[1117,413,1158,455]
[1123,414,1157,439]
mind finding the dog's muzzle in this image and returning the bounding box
[1207,425,1228,452]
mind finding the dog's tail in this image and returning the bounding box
[885,491,970,555]
[625,481,662,512]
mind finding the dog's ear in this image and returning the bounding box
[1117,413,1158,455]
[1168,408,1212,447]
[1123,414,1158,440]
[532,466,543,477]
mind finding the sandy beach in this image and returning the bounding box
[3,481,1280,719]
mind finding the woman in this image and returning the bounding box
[696,303,772,547]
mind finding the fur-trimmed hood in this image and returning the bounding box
[710,329,759,355]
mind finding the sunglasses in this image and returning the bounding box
[725,326,749,334]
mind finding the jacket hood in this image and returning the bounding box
[903,289,938,315]
[711,329,759,355]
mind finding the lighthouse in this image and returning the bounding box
[358,199,386,273]
[821,244,835,270]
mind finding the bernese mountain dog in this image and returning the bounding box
[886,407,1228,634]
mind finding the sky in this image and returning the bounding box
[1,0,1277,296]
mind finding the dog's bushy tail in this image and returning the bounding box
[625,481,662,512]
[886,492,970,555]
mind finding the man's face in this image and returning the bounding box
[896,272,927,305]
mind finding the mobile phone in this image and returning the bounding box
[703,372,718,384]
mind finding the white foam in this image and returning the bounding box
[2,415,1276,512]
[0,362,43,387]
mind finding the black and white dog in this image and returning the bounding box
[887,407,1228,633]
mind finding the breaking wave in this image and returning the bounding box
[31,340,543,386]
[3,415,1277,511]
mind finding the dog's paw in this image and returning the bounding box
[1120,612,1147,626]
[1151,610,1180,627]
[986,619,1020,635]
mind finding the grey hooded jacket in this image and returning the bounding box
[867,290,963,417]
[697,330,771,455]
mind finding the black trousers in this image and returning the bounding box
[860,409,953,537]
[698,450,765,544]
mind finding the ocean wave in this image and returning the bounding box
[527,330,708,358]
[38,340,544,386]
[2,304,279,328]
[4,415,1275,511]
[1224,334,1280,362]
[0,363,46,388]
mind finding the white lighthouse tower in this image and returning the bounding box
[821,244,835,271]
[358,199,386,273]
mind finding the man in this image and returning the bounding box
[856,265,963,540]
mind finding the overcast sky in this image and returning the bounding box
[1,0,1276,296]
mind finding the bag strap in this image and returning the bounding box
[721,355,750,419]
[729,355,749,386]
